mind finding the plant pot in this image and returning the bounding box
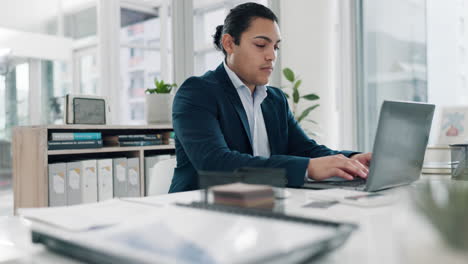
[145,93,173,124]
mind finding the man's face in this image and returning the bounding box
[224,17,281,89]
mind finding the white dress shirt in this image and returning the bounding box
[223,61,271,157]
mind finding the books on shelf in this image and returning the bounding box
[103,134,167,147]
[119,140,163,147]
[116,134,162,141]
[50,132,101,141]
[48,139,103,150]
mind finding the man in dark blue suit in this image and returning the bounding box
[169,2,371,193]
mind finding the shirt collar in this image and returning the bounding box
[223,61,267,94]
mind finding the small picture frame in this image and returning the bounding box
[438,106,468,145]
[65,94,110,125]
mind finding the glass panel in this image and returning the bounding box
[193,0,268,75]
[120,48,161,124]
[357,0,427,151]
[63,6,97,39]
[78,51,98,95]
[120,5,172,125]
[422,0,468,146]
[0,75,5,139]
[15,63,30,127]
[43,60,72,124]
[0,74,8,190]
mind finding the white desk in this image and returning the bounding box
[1,177,467,264]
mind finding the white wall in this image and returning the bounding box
[280,0,340,149]
[0,28,73,61]
[426,0,468,145]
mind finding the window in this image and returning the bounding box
[356,0,427,151]
[119,4,172,125]
[77,50,98,95]
[192,0,268,76]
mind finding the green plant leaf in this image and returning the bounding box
[304,119,318,124]
[284,93,290,99]
[302,93,320,101]
[297,104,320,123]
[292,86,300,104]
[283,68,295,82]
[293,79,302,92]
[148,78,177,94]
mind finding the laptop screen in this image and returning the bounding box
[365,101,435,191]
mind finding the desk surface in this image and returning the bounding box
[1,176,467,264]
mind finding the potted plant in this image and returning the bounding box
[280,67,320,135]
[145,78,177,124]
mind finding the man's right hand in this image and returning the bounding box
[307,154,369,181]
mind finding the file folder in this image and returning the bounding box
[113,158,127,198]
[97,159,113,201]
[81,160,98,204]
[48,163,67,207]
[66,161,82,205]
[127,157,140,197]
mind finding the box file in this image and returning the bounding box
[127,158,140,197]
[113,158,127,198]
[81,160,98,203]
[66,162,82,205]
[48,163,67,207]
[97,159,113,201]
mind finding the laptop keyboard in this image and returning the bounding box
[321,178,367,187]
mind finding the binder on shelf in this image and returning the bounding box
[144,154,171,194]
[97,159,113,201]
[127,158,140,197]
[48,140,103,150]
[118,140,163,147]
[48,163,67,207]
[66,162,82,206]
[113,158,127,198]
[81,160,98,204]
[51,132,101,141]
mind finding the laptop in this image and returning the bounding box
[303,100,435,192]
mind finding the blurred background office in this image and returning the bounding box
[0,0,466,205]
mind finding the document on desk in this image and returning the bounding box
[18,199,161,232]
[306,189,397,207]
[30,205,354,264]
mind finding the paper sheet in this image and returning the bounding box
[19,199,160,232]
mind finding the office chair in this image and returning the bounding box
[147,158,177,196]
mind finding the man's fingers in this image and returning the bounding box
[332,168,354,180]
[337,158,368,178]
[341,162,367,178]
[353,160,369,174]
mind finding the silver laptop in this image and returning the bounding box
[303,100,435,192]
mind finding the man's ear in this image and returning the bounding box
[221,34,235,55]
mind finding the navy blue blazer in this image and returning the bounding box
[169,63,355,193]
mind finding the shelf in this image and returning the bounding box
[48,144,175,155]
[13,125,175,213]
[25,124,174,130]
